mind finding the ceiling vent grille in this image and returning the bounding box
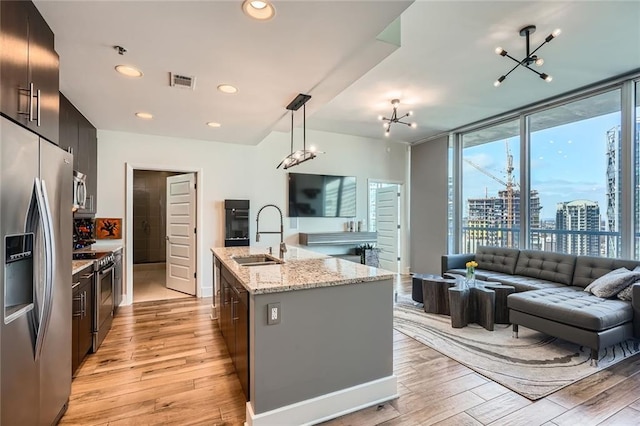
[170,73,196,90]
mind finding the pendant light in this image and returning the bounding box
[276,93,323,170]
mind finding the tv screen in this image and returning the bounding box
[288,173,356,217]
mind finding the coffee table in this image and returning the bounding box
[482,283,515,324]
[421,276,457,315]
[448,285,496,331]
[411,273,440,303]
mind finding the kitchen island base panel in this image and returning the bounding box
[249,278,395,416]
[245,375,398,426]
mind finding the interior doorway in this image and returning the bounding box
[132,170,192,303]
[368,180,404,273]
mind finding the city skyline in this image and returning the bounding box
[462,111,620,222]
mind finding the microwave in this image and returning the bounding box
[73,170,87,210]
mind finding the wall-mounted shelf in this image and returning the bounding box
[298,232,377,246]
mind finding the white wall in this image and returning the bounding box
[96,128,408,298]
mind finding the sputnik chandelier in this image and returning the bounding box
[494,25,561,87]
[377,99,416,137]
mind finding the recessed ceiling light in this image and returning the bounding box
[135,112,153,119]
[241,0,275,20]
[115,65,143,78]
[217,84,238,94]
[207,122,221,128]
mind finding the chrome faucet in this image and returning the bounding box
[256,204,287,259]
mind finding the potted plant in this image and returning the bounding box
[358,243,380,267]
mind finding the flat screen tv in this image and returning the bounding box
[288,173,356,217]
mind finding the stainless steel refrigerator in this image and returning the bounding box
[1,116,72,424]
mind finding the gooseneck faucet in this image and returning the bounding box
[256,204,287,259]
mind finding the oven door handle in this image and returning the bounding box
[98,265,115,278]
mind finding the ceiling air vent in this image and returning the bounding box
[169,73,196,90]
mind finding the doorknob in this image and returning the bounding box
[165,236,170,241]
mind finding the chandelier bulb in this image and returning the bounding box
[384,131,390,137]
[552,28,562,37]
[408,111,413,116]
[540,73,552,82]
[410,123,417,129]
[535,57,544,66]
[383,122,389,129]
[494,47,503,55]
[377,115,383,121]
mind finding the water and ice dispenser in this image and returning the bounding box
[4,234,34,324]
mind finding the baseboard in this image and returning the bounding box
[245,375,398,426]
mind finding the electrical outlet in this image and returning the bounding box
[267,303,281,325]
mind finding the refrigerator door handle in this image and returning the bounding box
[33,179,55,361]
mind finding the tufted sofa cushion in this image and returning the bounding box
[572,256,640,288]
[514,250,576,286]
[508,287,633,331]
[475,246,520,275]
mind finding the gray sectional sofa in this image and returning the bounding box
[442,246,640,363]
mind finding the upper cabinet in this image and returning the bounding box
[0,1,59,144]
[59,93,97,216]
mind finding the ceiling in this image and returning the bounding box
[35,1,640,147]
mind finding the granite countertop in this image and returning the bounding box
[72,243,124,276]
[74,243,123,254]
[212,246,394,295]
[72,260,94,275]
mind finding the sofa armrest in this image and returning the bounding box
[633,283,640,338]
[441,253,475,276]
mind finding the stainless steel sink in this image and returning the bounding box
[232,254,283,266]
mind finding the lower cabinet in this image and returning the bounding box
[219,265,249,399]
[72,268,94,376]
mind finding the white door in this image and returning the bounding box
[376,186,400,272]
[166,173,196,295]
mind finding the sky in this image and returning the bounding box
[462,112,621,222]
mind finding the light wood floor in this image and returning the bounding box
[133,263,193,303]
[62,276,640,425]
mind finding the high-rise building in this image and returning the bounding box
[464,189,540,251]
[606,122,640,259]
[556,200,600,256]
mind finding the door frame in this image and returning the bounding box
[124,163,204,306]
[367,178,409,274]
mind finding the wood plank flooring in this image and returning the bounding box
[62,276,640,425]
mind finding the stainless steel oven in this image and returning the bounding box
[93,252,114,352]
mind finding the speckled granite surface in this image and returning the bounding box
[72,260,93,275]
[72,244,123,275]
[212,246,394,295]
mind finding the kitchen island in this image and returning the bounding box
[212,246,397,426]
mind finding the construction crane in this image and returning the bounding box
[464,140,516,246]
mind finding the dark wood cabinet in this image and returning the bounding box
[219,264,249,399]
[72,268,94,376]
[0,0,59,144]
[234,285,249,398]
[59,93,98,215]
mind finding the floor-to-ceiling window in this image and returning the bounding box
[528,90,621,257]
[635,81,640,259]
[461,120,520,253]
[451,73,640,260]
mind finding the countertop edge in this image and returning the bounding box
[212,246,393,295]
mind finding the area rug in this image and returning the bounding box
[393,299,640,400]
